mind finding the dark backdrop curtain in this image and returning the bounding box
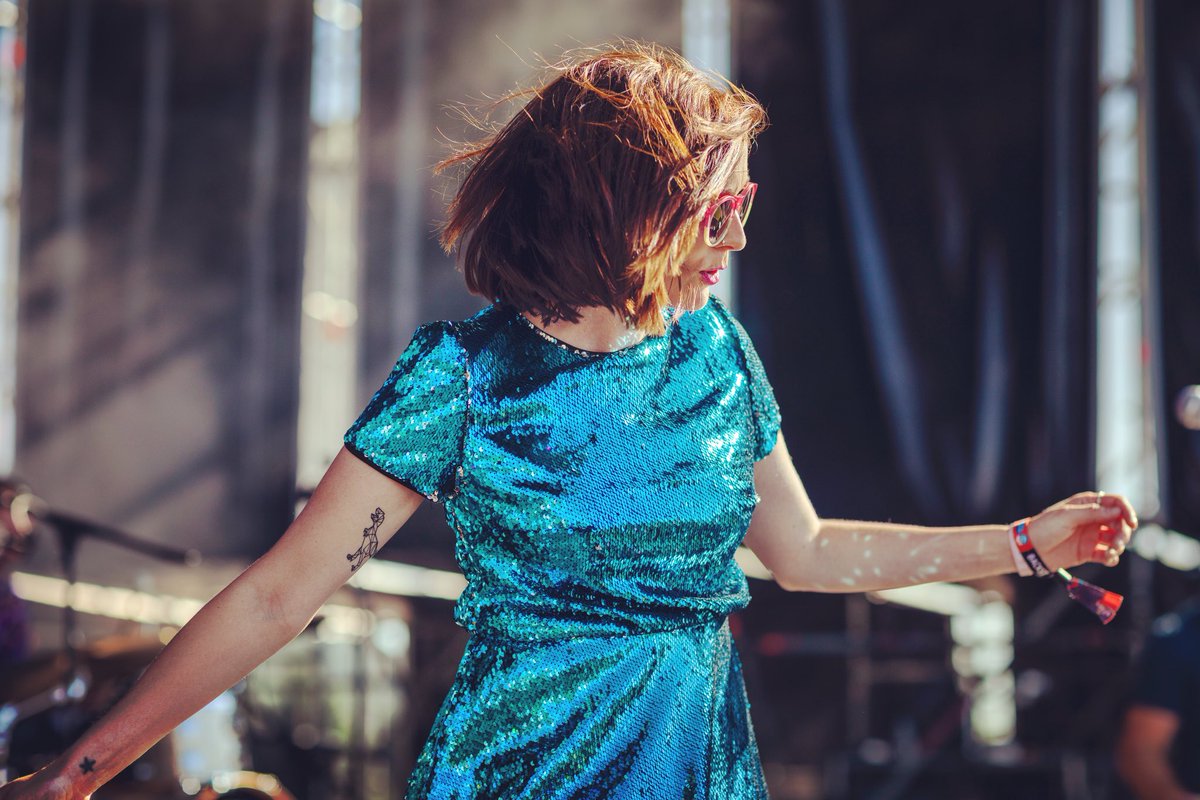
[1156,0,1200,544]
[738,0,1095,530]
[734,1,1103,792]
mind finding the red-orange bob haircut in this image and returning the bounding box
[437,42,767,335]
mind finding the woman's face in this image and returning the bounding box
[669,159,752,312]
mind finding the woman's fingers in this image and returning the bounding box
[1054,491,1139,530]
[1055,503,1124,530]
[1092,524,1129,562]
[1097,491,1139,529]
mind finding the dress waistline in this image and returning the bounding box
[463,612,732,649]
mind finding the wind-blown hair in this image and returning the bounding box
[437,43,767,335]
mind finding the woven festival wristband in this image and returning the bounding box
[1007,525,1033,576]
[1010,518,1053,578]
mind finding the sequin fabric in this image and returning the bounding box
[345,297,781,799]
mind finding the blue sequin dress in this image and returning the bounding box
[345,297,780,799]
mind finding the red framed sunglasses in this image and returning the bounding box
[701,182,757,246]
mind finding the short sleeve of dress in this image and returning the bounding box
[344,321,468,501]
[714,302,781,461]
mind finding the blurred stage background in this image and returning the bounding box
[1,0,1198,798]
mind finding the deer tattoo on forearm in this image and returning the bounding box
[347,507,385,572]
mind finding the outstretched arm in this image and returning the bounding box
[0,447,424,799]
[744,432,1136,593]
[1117,706,1200,800]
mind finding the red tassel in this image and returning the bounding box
[1056,568,1123,624]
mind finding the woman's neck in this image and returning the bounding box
[522,306,646,354]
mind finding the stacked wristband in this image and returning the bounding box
[1010,518,1053,578]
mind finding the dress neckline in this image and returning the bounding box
[509,305,660,359]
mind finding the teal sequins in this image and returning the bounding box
[345,298,780,799]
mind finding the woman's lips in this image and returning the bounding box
[699,265,725,286]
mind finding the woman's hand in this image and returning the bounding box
[1027,491,1137,571]
[0,767,88,800]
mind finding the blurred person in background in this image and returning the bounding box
[1117,598,1200,800]
[0,478,34,666]
[0,43,1136,800]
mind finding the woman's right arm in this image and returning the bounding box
[0,447,425,799]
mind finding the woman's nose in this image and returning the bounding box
[720,213,747,251]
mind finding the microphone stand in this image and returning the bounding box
[42,510,199,675]
[1,494,201,781]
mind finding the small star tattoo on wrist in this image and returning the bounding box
[79,756,96,774]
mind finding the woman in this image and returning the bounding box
[0,43,1135,799]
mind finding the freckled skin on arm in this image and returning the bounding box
[744,432,1135,593]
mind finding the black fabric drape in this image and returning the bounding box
[1156,0,1200,542]
[738,0,1094,529]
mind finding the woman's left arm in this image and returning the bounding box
[744,432,1137,593]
